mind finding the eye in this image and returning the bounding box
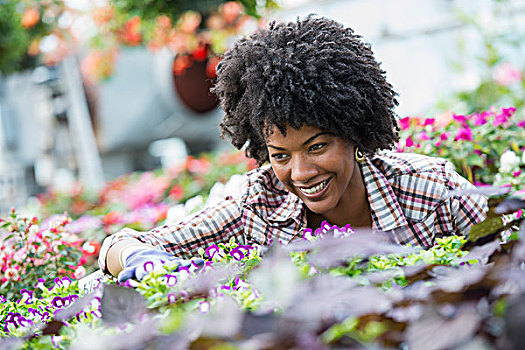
[309,143,326,152]
[270,153,289,161]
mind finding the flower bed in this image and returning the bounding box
[2,108,525,348]
[1,189,524,348]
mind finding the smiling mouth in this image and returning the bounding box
[298,178,331,195]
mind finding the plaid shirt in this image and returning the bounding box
[99,152,487,272]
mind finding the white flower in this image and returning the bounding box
[5,268,19,281]
[522,151,525,164]
[73,266,86,279]
[499,150,520,173]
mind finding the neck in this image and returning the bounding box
[313,161,372,229]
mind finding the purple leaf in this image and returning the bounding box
[458,241,501,265]
[494,197,525,215]
[181,265,240,297]
[186,296,243,338]
[54,291,96,321]
[308,231,416,269]
[504,293,525,350]
[430,265,488,293]
[0,337,23,350]
[449,186,510,197]
[248,244,302,309]
[406,304,481,350]
[101,284,147,326]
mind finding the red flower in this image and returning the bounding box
[206,56,221,78]
[21,8,40,29]
[173,56,192,75]
[169,185,185,201]
[192,45,208,61]
[102,211,121,225]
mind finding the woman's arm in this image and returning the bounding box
[98,197,245,277]
[104,239,154,277]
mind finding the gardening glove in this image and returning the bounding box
[118,248,203,282]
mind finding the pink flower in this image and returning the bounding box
[435,141,442,147]
[518,120,525,128]
[493,62,522,86]
[513,170,522,177]
[417,131,430,141]
[399,117,411,130]
[453,114,467,125]
[405,136,414,147]
[423,118,434,126]
[473,150,482,156]
[455,127,473,141]
[440,132,450,141]
[473,112,488,126]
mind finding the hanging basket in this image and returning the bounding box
[172,56,219,114]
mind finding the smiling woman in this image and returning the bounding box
[99,16,488,280]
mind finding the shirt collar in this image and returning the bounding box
[359,157,408,231]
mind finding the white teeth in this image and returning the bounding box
[300,179,329,195]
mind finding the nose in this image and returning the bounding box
[290,155,319,184]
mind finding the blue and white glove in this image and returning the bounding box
[117,248,203,282]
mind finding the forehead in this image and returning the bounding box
[265,124,326,144]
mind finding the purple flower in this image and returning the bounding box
[52,296,66,308]
[143,261,155,272]
[165,274,178,287]
[20,289,34,304]
[302,228,314,240]
[167,293,177,304]
[455,127,473,141]
[35,278,46,289]
[230,247,245,261]
[205,244,219,259]
[0,295,6,303]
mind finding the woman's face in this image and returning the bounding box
[266,124,360,217]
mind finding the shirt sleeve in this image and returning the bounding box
[98,197,245,273]
[446,162,488,236]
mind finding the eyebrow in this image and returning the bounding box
[267,132,333,150]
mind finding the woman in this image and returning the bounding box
[99,16,487,280]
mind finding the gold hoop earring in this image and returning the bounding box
[355,147,365,163]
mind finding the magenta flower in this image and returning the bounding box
[453,114,467,125]
[473,150,482,156]
[405,136,414,147]
[417,131,430,141]
[440,132,450,141]
[230,247,245,261]
[205,244,219,259]
[455,127,473,141]
[423,118,434,126]
[399,117,411,130]
[513,170,522,177]
[473,112,488,126]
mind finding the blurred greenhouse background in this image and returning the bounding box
[0,0,524,214]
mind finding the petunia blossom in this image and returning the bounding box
[455,127,472,141]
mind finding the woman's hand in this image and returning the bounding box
[117,248,202,282]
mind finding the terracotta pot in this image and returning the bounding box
[172,58,218,114]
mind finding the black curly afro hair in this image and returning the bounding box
[212,16,399,165]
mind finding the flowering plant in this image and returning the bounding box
[398,106,525,188]
[0,209,90,300]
